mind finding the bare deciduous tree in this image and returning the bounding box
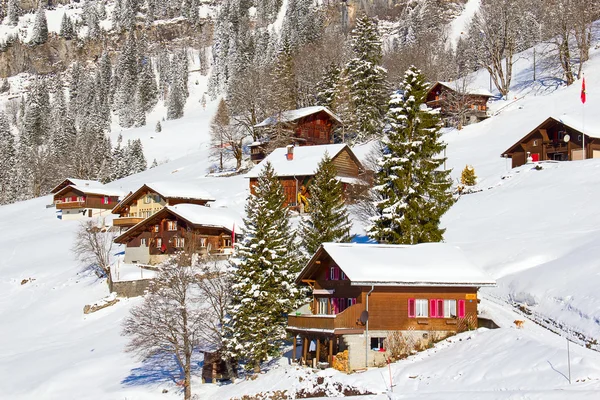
[210,99,246,171]
[72,218,116,278]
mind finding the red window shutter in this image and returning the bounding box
[408,298,416,318]
[437,299,444,318]
[351,298,356,305]
[72,196,76,202]
[430,299,437,318]
[334,267,339,280]
[458,300,466,318]
[332,298,338,314]
[532,153,540,162]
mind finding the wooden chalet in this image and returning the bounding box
[114,204,242,266]
[50,178,103,194]
[502,116,600,168]
[250,106,342,163]
[53,184,122,220]
[111,182,215,229]
[287,243,495,371]
[245,144,366,210]
[426,81,492,125]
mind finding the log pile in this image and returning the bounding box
[332,350,349,373]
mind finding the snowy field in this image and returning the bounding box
[2,3,600,399]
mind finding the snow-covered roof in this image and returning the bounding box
[145,181,216,201]
[551,115,600,139]
[50,178,102,193]
[245,144,351,178]
[303,242,496,287]
[55,184,124,198]
[254,106,343,128]
[166,204,243,232]
[435,81,493,98]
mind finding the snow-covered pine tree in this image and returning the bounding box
[133,86,146,127]
[98,52,113,124]
[109,133,127,181]
[137,55,158,112]
[224,162,302,372]
[270,39,297,111]
[7,0,20,26]
[31,5,49,45]
[120,0,137,31]
[59,13,75,40]
[155,120,162,132]
[341,14,388,144]
[150,158,158,168]
[126,138,147,175]
[0,78,10,94]
[315,63,341,109]
[166,80,184,120]
[0,111,16,204]
[368,66,454,244]
[300,153,352,257]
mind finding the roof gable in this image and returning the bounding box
[54,184,123,198]
[50,178,103,193]
[245,144,361,179]
[112,182,215,214]
[254,106,343,128]
[297,243,495,287]
[428,81,493,98]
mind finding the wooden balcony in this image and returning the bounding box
[113,217,144,227]
[55,201,85,210]
[287,303,365,335]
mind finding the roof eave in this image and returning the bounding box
[349,281,496,288]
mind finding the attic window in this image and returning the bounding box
[533,140,538,146]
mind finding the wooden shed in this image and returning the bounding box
[426,81,492,125]
[287,243,495,371]
[502,116,600,168]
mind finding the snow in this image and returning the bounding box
[447,0,480,50]
[55,184,124,198]
[254,105,343,128]
[50,178,103,193]
[166,203,243,232]
[245,143,349,178]
[435,80,493,97]
[128,181,216,201]
[305,243,495,287]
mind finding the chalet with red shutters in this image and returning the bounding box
[502,115,600,168]
[287,243,495,371]
[245,144,367,211]
[111,182,215,229]
[250,106,342,163]
[425,81,492,125]
[52,181,123,220]
[113,204,242,266]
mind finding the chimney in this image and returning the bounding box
[286,145,294,161]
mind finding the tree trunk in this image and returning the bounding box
[184,349,192,400]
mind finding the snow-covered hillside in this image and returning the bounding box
[2,5,600,399]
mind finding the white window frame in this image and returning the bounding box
[156,238,162,249]
[144,195,151,204]
[444,299,457,318]
[154,224,160,233]
[416,299,428,318]
[167,221,177,231]
[175,237,185,248]
[140,238,147,247]
[317,298,328,315]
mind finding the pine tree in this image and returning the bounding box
[31,5,49,45]
[137,55,158,112]
[126,138,147,175]
[166,80,184,120]
[270,39,297,110]
[133,85,146,127]
[461,165,477,186]
[341,14,388,144]
[368,66,454,244]
[0,111,16,204]
[300,153,352,257]
[155,120,162,132]
[59,13,75,40]
[224,162,302,372]
[7,0,20,27]
[0,78,10,94]
[316,63,341,109]
[150,158,158,168]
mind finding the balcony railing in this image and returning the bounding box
[55,201,85,209]
[287,303,365,333]
[113,217,145,227]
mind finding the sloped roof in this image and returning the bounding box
[433,81,494,98]
[112,182,215,214]
[298,242,496,287]
[254,106,343,128]
[54,184,124,198]
[50,178,103,193]
[114,204,242,243]
[245,144,355,178]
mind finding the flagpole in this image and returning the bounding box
[582,73,586,160]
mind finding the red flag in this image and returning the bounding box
[581,77,586,104]
[231,223,235,246]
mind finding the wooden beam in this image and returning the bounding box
[316,338,321,365]
[292,335,297,363]
[303,337,308,364]
[328,338,333,365]
[301,279,316,289]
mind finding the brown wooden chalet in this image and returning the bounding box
[53,184,122,220]
[426,81,492,125]
[287,243,495,371]
[250,106,342,163]
[114,204,242,266]
[245,144,366,210]
[111,182,215,229]
[502,116,600,168]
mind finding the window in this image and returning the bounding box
[370,337,385,351]
[154,224,160,233]
[155,238,162,249]
[103,196,109,204]
[347,298,353,308]
[140,238,147,247]
[317,298,328,315]
[175,237,185,248]
[329,266,342,280]
[200,238,207,247]
[144,195,151,204]
[533,140,538,146]
[444,299,457,318]
[340,270,346,280]
[167,221,177,231]
[223,238,232,247]
[416,299,428,318]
